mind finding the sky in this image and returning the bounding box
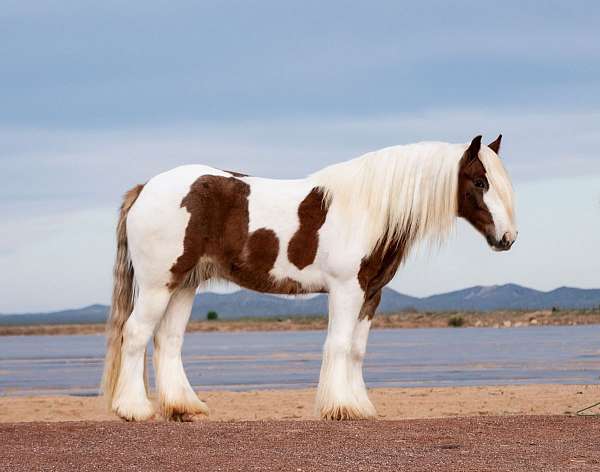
[1,1,599,312]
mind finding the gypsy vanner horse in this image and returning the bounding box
[102,135,516,421]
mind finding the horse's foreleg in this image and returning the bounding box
[347,291,381,418]
[112,287,171,421]
[350,318,376,417]
[153,287,209,421]
[316,281,374,420]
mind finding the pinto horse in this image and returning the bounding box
[102,135,516,421]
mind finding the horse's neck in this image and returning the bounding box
[313,142,462,255]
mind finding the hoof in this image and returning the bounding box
[112,398,156,422]
[170,412,208,422]
[319,404,377,421]
[161,396,210,421]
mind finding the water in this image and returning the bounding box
[1,325,599,396]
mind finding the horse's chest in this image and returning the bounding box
[358,237,408,297]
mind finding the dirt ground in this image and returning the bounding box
[1,384,599,422]
[2,309,599,336]
[1,416,599,471]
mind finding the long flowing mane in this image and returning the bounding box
[311,142,468,253]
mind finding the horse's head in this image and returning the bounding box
[457,135,517,251]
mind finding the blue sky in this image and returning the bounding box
[1,1,599,312]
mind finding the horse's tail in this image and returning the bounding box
[101,184,144,407]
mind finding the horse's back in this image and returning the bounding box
[125,165,330,293]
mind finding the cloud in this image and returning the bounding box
[0,206,116,313]
[1,108,599,312]
[2,108,599,215]
[395,174,600,297]
[2,174,599,313]
[2,1,599,126]
[1,2,598,312]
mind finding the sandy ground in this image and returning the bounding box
[2,416,599,471]
[1,384,599,423]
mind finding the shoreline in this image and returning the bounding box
[1,309,599,336]
[0,384,598,422]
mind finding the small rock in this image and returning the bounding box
[503,321,512,328]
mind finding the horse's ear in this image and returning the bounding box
[465,135,482,162]
[488,134,502,155]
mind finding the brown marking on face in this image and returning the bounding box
[457,137,495,244]
[357,233,410,320]
[288,188,328,270]
[169,175,315,294]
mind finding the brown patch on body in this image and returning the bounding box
[357,233,410,320]
[169,175,310,294]
[288,188,328,270]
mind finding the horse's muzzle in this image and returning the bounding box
[487,232,516,251]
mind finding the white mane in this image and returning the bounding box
[311,141,472,253]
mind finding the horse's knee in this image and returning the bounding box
[122,318,153,354]
[155,332,183,356]
[350,342,367,362]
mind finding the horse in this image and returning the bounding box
[102,134,516,421]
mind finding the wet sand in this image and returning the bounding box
[1,384,598,423]
[2,416,599,471]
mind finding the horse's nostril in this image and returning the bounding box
[488,233,514,250]
[498,233,514,249]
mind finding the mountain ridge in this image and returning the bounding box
[1,284,599,326]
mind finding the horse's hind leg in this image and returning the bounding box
[154,286,209,421]
[112,286,171,421]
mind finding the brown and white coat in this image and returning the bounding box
[102,136,516,421]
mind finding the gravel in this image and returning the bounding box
[1,416,599,471]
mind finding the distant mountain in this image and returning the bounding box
[418,284,545,311]
[1,284,599,325]
[417,284,600,311]
[0,304,109,326]
[189,288,420,319]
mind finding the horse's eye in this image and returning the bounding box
[474,179,486,189]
